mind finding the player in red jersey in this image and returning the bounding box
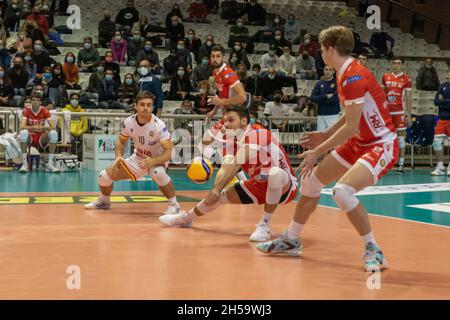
[257,26,398,271]
[18,93,60,172]
[160,105,298,242]
[381,57,412,175]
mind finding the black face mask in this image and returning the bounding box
[302,54,309,59]
[14,64,21,70]
[274,96,282,103]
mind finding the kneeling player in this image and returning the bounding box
[85,91,181,214]
[159,105,298,242]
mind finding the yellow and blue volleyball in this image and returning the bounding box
[186,157,214,184]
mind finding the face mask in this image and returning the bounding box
[84,43,91,49]
[97,66,104,73]
[105,57,113,62]
[288,19,295,25]
[105,16,111,20]
[125,78,133,85]
[144,45,152,51]
[54,69,61,74]
[206,41,213,46]
[252,70,259,76]
[172,21,178,26]
[269,51,275,56]
[426,64,432,68]
[139,67,149,76]
[199,88,207,95]
[177,70,185,77]
[302,54,309,59]
[70,99,79,107]
[43,5,49,10]
[66,56,74,63]
[34,45,42,51]
[43,72,52,80]
[14,64,22,70]
[250,2,255,6]
[115,36,122,42]
[12,4,18,9]
[0,45,4,51]
[234,45,241,51]
[249,117,256,124]
[24,56,32,62]
[19,34,25,40]
[188,34,194,40]
[237,22,243,27]
[105,75,113,81]
[304,39,311,45]
[268,74,275,80]
[275,35,281,40]
[35,90,44,96]
[274,19,280,24]
[283,52,290,57]
[0,71,4,78]
[230,57,237,63]
[202,59,209,65]
[177,45,184,50]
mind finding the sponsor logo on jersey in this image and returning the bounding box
[344,75,362,86]
[380,159,386,167]
[149,131,154,137]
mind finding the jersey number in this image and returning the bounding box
[139,136,145,144]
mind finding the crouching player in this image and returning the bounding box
[159,105,298,242]
[85,91,181,214]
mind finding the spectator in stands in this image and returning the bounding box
[11,31,32,54]
[260,44,278,73]
[176,39,193,70]
[0,18,7,44]
[98,68,122,109]
[264,90,289,131]
[358,0,376,17]
[315,48,325,79]
[194,80,213,115]
[23,50,37,85]
[31,39,51,74]
[98,11,116,48]
[230,40,250,69]
[204,0,219,14]
[221,0,240,22]
[139,15,165,47]
[62,52,81,90]
[270,15,284,34]
[192,55,213,87]
[163,48,179,80]
[228,52,240,70]
[137,58,164,117]
[196,35,214,64]
[299,33,318,58]
[127,30,144,67]
[357,53,369,66]
[48,63,66,107]
[166,15,185,49]
[0,65,13,106]
[416,58,440,91]
[348,21,365,55]
[0,39,10,69]
[168,65,193,100]
[237,63,248,84]
[277,46,296,77]
[40,3,54,29]
[240,0,266,26]
[115,0,139,40]
[174,99,196,133]
[310,65,340,132]
[119,73,138,112]
[369,27,395,58]
[270,30,291,56]
[186,0,208,23]
[185,29,202,61]
[284,14,300,44]
[111,31,127,66]
[297,50,317,80]
[78,36,101,73]
[147,3,164,28]
[60,92,89,158]
[165,3,184,29]
[26,6,48,35]
[6,54,27,106]
[4,0,22,32]
[431,70,450,175]
[136,39,160,67]
[261,67,297,101]
[228,18,249,48]
[245,63,263,99]
[22,20,45,44]
[84,62,104,101]
[103,51,121,85]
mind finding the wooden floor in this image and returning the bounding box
[0,190,449,299]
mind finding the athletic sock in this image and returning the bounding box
[168,196,179,208]
[99,194,110,203]
[22,153,27,164]
[259,211,272,226]
[287,220,304,239]
[48,153,55,165]
[362,231,377,246]
[399,158,404,166]
[437,161,444,169]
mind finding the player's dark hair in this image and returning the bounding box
[391,56,404,64]
[224,105,250,124]
[211,44,225,55]
[70,92,80,99]
[136,90,156,103]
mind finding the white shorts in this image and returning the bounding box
[121,154,169,180]
[317,114,340,132]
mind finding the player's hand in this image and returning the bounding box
[298,149,320,178]
[207,95,223,107]
[114,156,124,169]
[204,189,221,206]
[299,131,327,149]
[205,108,217,122]
[139,157,157,170]
[405,114,412,127]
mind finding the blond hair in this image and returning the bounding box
[319,26,354,57]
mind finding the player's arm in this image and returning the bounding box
[208,82,246,108]
[116,133,129,159]
[20,116,39,131]
[315,104,362,156]
[322,114,346,139]
[211,147,248,194]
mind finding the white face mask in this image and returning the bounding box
[237,22,243,27]
[304,39,311,44]
[268,74,275,80]
[274,19,280,24]
[70,99,79,107]
[199,88,207,95]
[275,35,281,40]
[139,66,149,76]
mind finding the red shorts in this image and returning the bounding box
[234,177,298,205]
[434,119,450,137]
[30,132,47,148]
[390,112,406,131]
[332,137,399,183]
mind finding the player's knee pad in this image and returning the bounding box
[397,135,406,149]
[19,129,29,143]
[98,170,113,187]
[433,137,444,151]
[267,167,289,189]
[48,130,58,143]
[300,172,324,198]
[149,166,171,187]
[332,183,359,212]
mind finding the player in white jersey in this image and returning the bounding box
[85,91,181,214]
